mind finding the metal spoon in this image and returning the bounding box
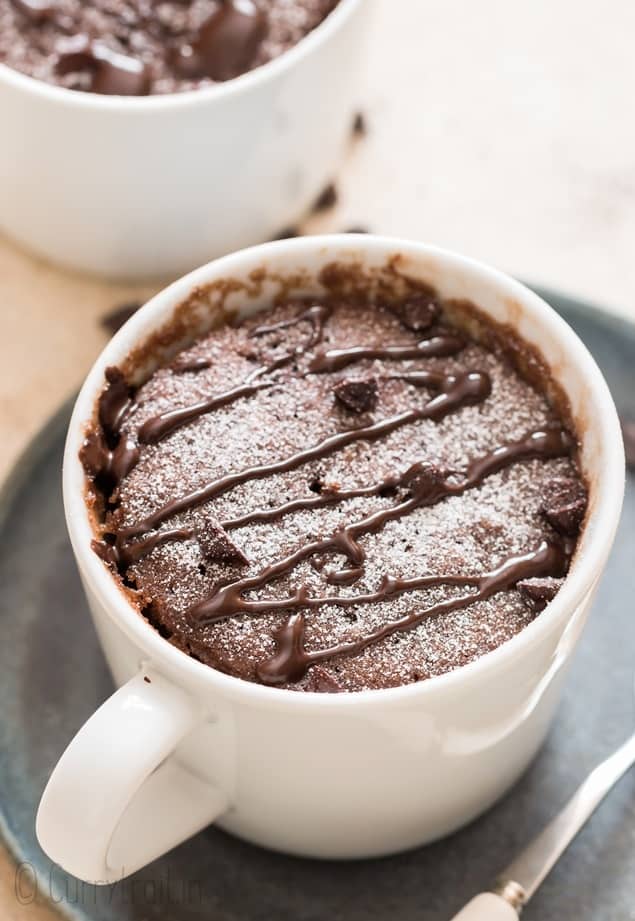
[450,731,635,919]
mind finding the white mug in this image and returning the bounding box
[0,0,367,280]
[37,235,624,884]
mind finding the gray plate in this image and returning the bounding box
[0,288,633,921]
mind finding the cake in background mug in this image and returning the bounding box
[37,237,624,883]
[0,0,340,95]
[0,0,367,278]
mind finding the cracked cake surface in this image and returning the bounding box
[81,283,587,692]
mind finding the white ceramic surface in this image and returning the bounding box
[37,236,624,883]
[0,0,367,280]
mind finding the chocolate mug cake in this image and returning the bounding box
[81,268,587,693]
[0,0,339,94]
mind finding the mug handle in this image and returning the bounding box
[36,668,229,883]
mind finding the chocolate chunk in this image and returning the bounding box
[312,182,338,213]
[197,521,249,566]
[352,112,367,137]
[517,577,563,612]
[100,302,142,336]
[55,36,150,96]
[388,292,441,332]
[173,0,267,82]
[541,477,587,536]
[333,377,378,414]
[621,418,635,469]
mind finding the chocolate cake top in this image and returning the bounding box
[0,0,339,95]
[81,285,587,693]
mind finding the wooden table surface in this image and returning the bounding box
[1,0,634,916]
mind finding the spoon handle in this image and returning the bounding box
[448,893,518,920]
[450,733,635,920]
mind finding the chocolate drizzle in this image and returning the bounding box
[81,294,585,690]
[138,302,333,444]
[249,302,333,349]
[307,334,464,374]
[139,380,272,445]
[121,369,491,539]
[80,367,139,494]
[256,540,568,685]
[187,425,572,625]
[171,357,212,374]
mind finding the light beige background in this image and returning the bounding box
[1,0,634,916]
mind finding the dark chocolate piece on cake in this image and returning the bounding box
[517,576,563,612]
[387,293,441,332]
[541,477,587,536]
[333,377,378,414]
[196,520,249,566]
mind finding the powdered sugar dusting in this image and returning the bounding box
[101,298,584,691]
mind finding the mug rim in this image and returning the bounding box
[63,234,625,709]
[0,0,363,112]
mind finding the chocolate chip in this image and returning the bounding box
[100,302,142,336]
[173,0,267,82]
[541,477,588,536]
[197,521,249,566]
[352,112,367,137]
[312,182,338,213]
[333,377,378,414]
[621,418,635,469]
[388,292,441,332]
[517,577,563,612]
